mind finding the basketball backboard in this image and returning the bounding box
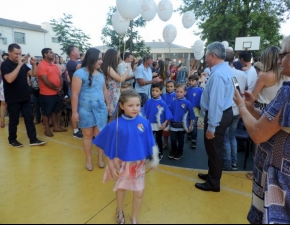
[234,36,260,51]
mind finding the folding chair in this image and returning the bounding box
[235,128,254,170]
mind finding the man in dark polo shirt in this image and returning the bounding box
[66,45,83,139]
[0,43,46,148]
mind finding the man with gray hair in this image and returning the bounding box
[195,42,235,192]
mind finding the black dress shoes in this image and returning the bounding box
[195,183,220,192]
[198,173,208,181]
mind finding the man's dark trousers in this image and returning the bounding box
[204,108,233,189]
[7,100,37,144]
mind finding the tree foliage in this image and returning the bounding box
[101,7,150,58]
[178,0,290,55]
[50,14,91,55]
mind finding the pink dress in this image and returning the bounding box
[103,159,146,192]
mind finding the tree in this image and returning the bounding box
[101,7,150,58]
[178,0,290,55]
[50,14,91,55]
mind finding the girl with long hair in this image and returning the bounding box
[101,49,131,123]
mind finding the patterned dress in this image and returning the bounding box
[106,76,120,116]
[247,81,290,224]
[0,76,4,101]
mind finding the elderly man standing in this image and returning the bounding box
[195,42,235,192]
[135,53,162,107]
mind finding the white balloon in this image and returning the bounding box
[163,24,177,44]
[112,11,130,35]
[116,0,142,21]
[222,41,229,49]
[182,11,195,29]
[194,50,204,60]
[200,59,204,63]
[193,40,204,53]
[141,0,157,21]
[157,0,173,22]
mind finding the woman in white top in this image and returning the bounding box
[252,46,283,110]
[246,46,283,180]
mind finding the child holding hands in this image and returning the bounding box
[168,83,196,160]
[144,82,173,160]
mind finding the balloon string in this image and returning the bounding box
[116,34,122,159]
[116,32,126,159]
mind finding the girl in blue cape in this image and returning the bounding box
[93,89,158,224]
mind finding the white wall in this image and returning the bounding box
[41,22,63,57]
[0,23,63,58]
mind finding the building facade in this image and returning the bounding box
[0,18,63,59]
[95,41,195,63]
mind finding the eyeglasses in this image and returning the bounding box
[279,52,290,60]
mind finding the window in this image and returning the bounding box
[52,37,60,43]
[14,32,25,44]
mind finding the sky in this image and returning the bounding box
[0,0,289,49]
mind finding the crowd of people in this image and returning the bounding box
[1,34,290,224]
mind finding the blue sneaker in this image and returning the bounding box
[73,130,83,139]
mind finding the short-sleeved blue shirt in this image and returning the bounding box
[135,64,152,96]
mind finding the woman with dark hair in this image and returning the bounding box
[157,60,169,92]
[71,48,110,171]
[101,49,131,122]
[54,54,65,75]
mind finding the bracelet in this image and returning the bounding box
[238,104,246,110]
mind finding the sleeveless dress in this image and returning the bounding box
[74,68,108,130]
[254,80,282,110]
[0,81,4,101]
[106,76,120,116]
[247,81,290,224]
[0,68,4,101]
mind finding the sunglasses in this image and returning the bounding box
[279,52,290,60]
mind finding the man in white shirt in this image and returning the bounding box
[238,51,258,92]
[117,52,135,84]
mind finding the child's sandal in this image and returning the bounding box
[130,217,138,224]
[116,209,125,224]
